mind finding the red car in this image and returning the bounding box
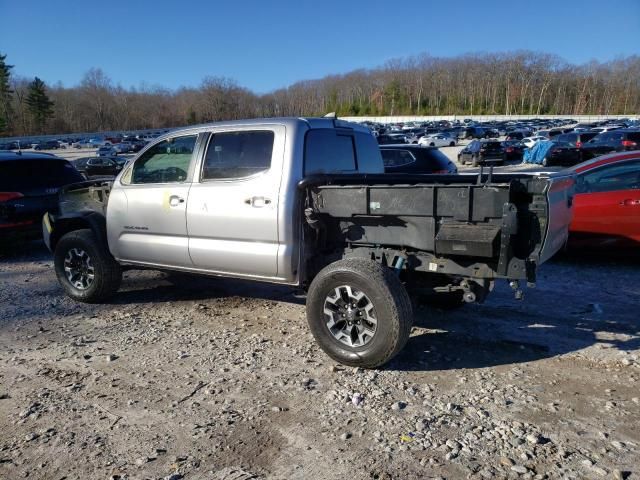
[569,151,640,248]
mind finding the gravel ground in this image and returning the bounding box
[0,240,638,480]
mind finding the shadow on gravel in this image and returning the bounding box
[390,252,640,372]
[112,273,305,306]
[3,240,639,373]
[0,240,50,263]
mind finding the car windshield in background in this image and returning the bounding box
[0,159,83,191]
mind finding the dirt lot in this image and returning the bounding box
[1,239,639,480]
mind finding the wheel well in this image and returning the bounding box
[51,214,108,252]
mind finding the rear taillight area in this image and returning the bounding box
[0,192,24,203]
[575,142,582,148]
[621,140,637,148]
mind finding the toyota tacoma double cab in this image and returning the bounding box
[43,117,574,368]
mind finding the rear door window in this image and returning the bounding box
[201,130,274,180]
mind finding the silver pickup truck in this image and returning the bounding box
[43,117,574,368]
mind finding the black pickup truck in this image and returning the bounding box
[42,118,574,367]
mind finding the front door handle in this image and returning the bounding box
[244,196,271,208]
[620,199,640,206]
[169,195,185,207]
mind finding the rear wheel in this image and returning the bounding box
[449,141,455,147]
[306,258,413,368]
[54,229,121,303]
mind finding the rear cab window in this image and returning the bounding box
[304,128,383,175]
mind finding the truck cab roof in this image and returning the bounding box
[161,117,373,139]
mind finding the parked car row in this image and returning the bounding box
[0,130,167,152]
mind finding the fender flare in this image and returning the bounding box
[48,212,108,252]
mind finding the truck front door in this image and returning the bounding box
[186,126,285,279]
[106,134,200,267]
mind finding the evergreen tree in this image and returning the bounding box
[26,76,54,133]
[0,53,14,134]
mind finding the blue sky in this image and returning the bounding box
[1,0,639,93]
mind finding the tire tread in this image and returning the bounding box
[54,229,121,303]
[307,258,413,368]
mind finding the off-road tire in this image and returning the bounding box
[54,229,122,303]
[306,258,413,368]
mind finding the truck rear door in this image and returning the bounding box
[185,126,285,279]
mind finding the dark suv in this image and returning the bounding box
[458,140,505,166]
[506,130,533,141]
[554,131,599,148]
[380,145,457,174]
[0,152,84,242]
[462,126,490,139]
[34,140,61,150]
[581,129,640,160]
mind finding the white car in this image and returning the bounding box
[418,134,457,147]
[522,136,547,149]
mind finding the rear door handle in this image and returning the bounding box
[169,195,185,207]
[620,199,640,206]
[244,196,271,207]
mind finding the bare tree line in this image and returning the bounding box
[6,50,640,136]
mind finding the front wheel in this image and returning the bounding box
[306,258,413,368]
[54,229,122,303]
